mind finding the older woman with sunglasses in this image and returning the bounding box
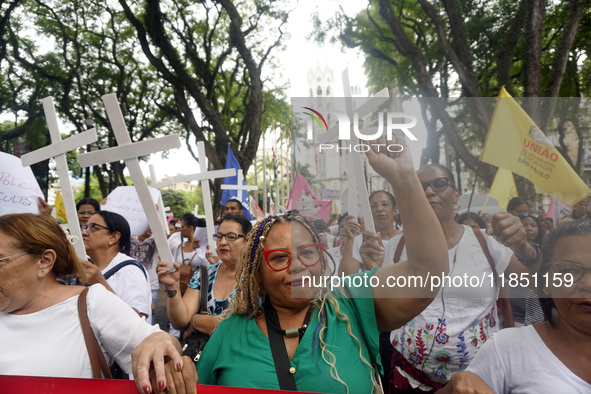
[79,211,152,321]
[179,136,451,393]
[442,220,591,393]
[157,214,252,342]
[380,164,541,392]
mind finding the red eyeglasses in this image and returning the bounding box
[263,243,324,271]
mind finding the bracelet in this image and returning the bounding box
[165,288,177,298]
[191,314,200,331]
[516,241,540,267]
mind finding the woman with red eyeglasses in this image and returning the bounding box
[139,136,453,394]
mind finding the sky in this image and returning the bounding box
[143,0,372,179]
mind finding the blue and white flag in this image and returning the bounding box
[221,143,253,220]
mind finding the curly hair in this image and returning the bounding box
[227,212,380,393]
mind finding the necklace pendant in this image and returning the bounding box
[285,328,300,338]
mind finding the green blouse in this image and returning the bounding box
[196,268,382,393]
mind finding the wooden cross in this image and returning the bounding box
[318,69,390,233]
[147,144,236,254]
[148,164,170,235]
[77,94,181,268]
[196,141,235,253]
[20,96,98,260]
[220,169,257,201]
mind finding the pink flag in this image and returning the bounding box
[546,197,571,224]
[249,195,265,219]
[287,173,331,223]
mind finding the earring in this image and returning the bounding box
[108,242,112,246]
[453,202,461,210]
[39,269,46,276]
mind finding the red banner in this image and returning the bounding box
[0,375,305,394]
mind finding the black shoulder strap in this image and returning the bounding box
[264,298,297,391]
[103,259,147,280]
[198,265,209,314]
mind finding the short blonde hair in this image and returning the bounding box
[0,214,81,278]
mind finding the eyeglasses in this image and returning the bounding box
[78,211,96,216]
[81,223,111,233]
[212,232,245,242]
[549,261,591,284]
[0,252,27,264]
[263,243,324,271]
[519,213,539,220]
[370,200,393,209]
[420,177,453,192]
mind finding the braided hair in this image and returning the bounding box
[225,211,379,392]
[230,212,329,318]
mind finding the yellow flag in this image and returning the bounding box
[489,168,518,212]
[55,191,67,223]
[480,87,590,206]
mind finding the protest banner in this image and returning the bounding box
[0,151,44,216]
[0,375,308,394]
[102,186,160,235]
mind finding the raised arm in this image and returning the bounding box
[365,136,448,331]
[156,260,200,329]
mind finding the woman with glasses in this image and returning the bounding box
[80,211,152,321]
[382,164,540,392]
[0,213,195,389]
[157,214,252,343]
[340,189,402,275]
[184,136,451,393]
[76,198,100,227]
[167,213,208,296]
[442,220,591,393]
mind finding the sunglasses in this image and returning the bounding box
[420,177,453,192]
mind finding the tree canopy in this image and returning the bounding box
[320,0,591,206]
[0,0,292,207]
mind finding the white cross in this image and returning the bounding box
[196,141,236,254]
[340,69,388,233]
[148,158,235,255]
[220,170,257,201]
[20,96,98,260]
[77,94,181,268]
[149,164,171,235]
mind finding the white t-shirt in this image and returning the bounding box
[467,325,591,393]
[352,230,398,271]
[168,232,208,269]
[0,284,160,378]
[386,226,513,387]
[103,253,152,320]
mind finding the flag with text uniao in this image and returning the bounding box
[480,87,590,206]
[221,143,253,220]
[286,172,331,223]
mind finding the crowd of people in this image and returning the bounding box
[1,135,591,394]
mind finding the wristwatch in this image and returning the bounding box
[165,288,178,298]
